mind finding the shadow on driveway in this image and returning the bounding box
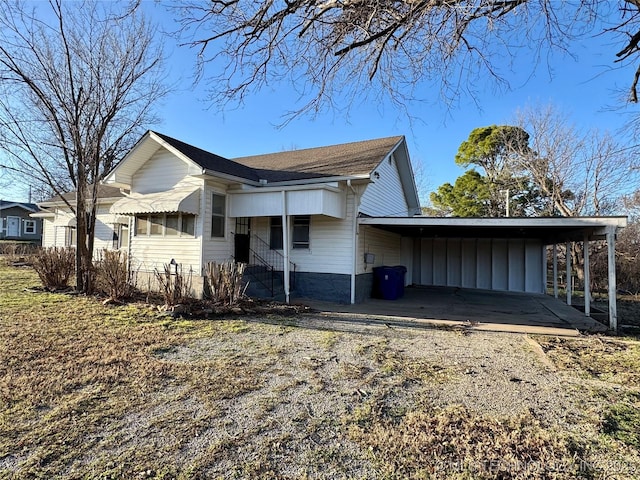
[302,286,608,336]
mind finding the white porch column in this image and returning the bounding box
[281,191,290,304]
[583,234,590,317]
[606,230,617,331]
[552,243,558,298]
[566,241,572,306]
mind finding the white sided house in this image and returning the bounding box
[37,131,627,329]
[101,131,421,304]
[34,186,129,253]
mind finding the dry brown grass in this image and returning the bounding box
[348,406,583,480]
[1,264,639,479]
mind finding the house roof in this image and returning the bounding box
[0,200,38,212]
[233,136,404,180]
[152,132,261,182]
[150,132,404,183]
[39,185,125,205]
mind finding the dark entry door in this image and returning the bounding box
[234,217,251,263]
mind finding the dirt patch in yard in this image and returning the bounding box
[2,264,640,479]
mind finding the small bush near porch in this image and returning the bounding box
[1,263,639,478]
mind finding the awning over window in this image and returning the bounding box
[110,188,200,215]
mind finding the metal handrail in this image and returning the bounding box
[231,232,296,296]
[251,234,296,281]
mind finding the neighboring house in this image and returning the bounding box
[0,200,42,244]
[33,185,128,252]
[36,131,626,324]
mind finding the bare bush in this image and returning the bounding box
[31,247,75,291]
[204,261,247,306]
[95,250,136,301]
[154,263,193,307]
[1,242,36,264]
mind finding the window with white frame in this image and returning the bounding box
[211,193,225,238]
[270,216,283,250]
[270,216,310,249]
[112,223,130,249]
[134,213,196,237]
[292,215,310,249]
[66,227,77,247]
[24,220,36,234]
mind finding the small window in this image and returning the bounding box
[292,216,310,249]
[120,225,129,249]
[24,220,36,234]
[165,214,180,236]
[270,216,283,250]
[182,214,195,236]
[135,216,148,236]
[112,225,120,249]
[149,215,163,235]
[211,193,225,238]
[66,226,77,247]
[112,223,129,249]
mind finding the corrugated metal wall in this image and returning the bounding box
[413,237,545,294]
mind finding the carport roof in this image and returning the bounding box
[359,216,627,243]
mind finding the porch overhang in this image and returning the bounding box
[358,216,627,243]
[229,185,346,219]
[30,211,55,219]
[109,188,201,216]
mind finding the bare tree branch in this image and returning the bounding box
[0,0,168,292]
[170,0,640,119]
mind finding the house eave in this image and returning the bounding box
[358,216,628,243]
[257,174,371,188]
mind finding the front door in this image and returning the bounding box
[234,217,251,263]
[7,217,20,237]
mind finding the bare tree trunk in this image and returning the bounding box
[0,1,167,295]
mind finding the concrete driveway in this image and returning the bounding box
[304,286,607,336]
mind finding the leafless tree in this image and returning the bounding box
[172,0,640,118]
[0,0,167,292]
[509,104,639,283]
[511,104,639,217]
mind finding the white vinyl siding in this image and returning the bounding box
[124,149,205,273]
[129,234,201,274]
[357,225,402,273]
[244,191,358,275]
[41,205,129,258]
[360,154,409,217]
[416,238,544,294]
[202,182,233,264]
[42,220,56,247]
[93,205,120,252]
[132,148,201,194]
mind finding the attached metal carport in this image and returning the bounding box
[359,216,627,331]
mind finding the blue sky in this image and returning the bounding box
[2,2,637,203]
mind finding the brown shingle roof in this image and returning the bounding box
[232,136,403,179]
[41,184,124,204]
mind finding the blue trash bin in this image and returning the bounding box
[392,265,407,298]
[373,266,404,300]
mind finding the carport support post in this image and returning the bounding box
[606,230,617,331]
[552,243,558,298]
[583,234,590,317]
[566,241,572,306]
